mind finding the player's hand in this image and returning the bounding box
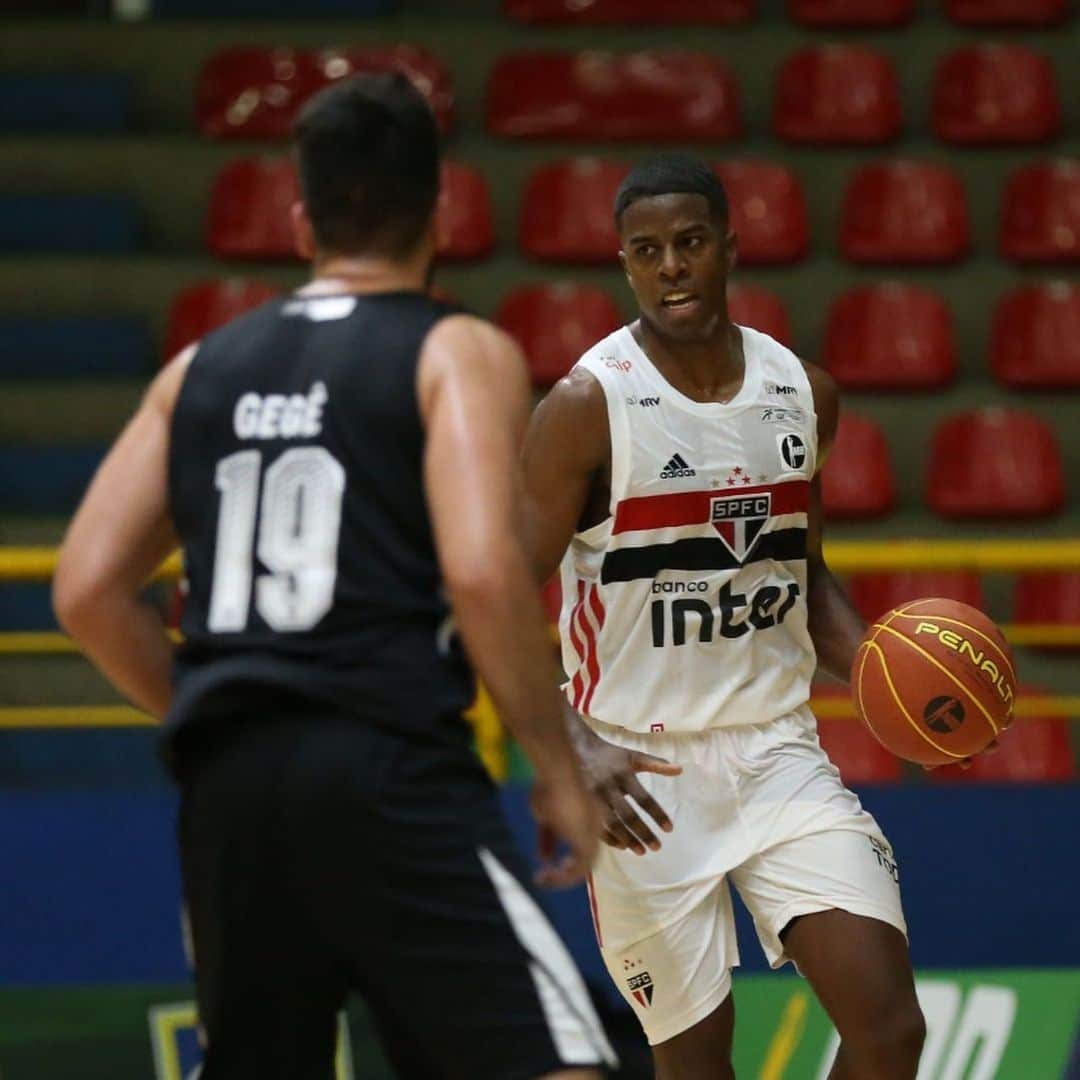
[575,724,683,856]
[531,769,602,890]
[923,738,1000,772]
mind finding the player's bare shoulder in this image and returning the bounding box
[529,365,611,475]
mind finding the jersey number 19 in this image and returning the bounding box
[207,447,346,633]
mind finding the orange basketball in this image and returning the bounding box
[852,598,1017,767]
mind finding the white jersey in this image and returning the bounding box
[559,324,818,735]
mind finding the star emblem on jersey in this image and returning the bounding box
[710,489,772,562]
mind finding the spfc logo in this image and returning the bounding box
[627,971,655,1008]
[710,493,771,561]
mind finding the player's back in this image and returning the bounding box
[165,289,474,752]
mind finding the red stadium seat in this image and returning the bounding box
[196,46,454,138]
[520,158,626,263]
[727,285,791,347]
[933,46,1060,145]
[487,51,741,142]
[497,283,623,387]
[716,161,809,264]
[927,408,1065,519]
[1013,573,1080,650]
[944,0,1067,26]
[992,282,1080,389]
[435,161,495,260]
[788,0,913,25]
[163,279,281,361]
[930,689,1076,783]
[847,572,986,623]
[841,161,969,264]
[1000,161,1080,264]
[207,158,492,261]
[504,0,755,24]
[812,689,904,784]
[820,413,896,520]
[207,157,299,259]
[823,284,955,390]
[774,46,901,145]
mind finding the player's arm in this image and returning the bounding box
[521,373,682,856]
[418,315,600,886]
[52,347,195,718]
[803,361,868,683]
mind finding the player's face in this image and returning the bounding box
[618,193,733,344]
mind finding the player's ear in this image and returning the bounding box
[291,201,317,260]
[618,248,631,284]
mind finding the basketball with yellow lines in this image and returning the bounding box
[852,598,1017,767]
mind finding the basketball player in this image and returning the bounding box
[521,155,927,1079]
[53,74,616,1079]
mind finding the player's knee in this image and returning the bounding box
[853,997,925,1073]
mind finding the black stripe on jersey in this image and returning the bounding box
[600,528,808,584]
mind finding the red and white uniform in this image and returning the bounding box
[560,325,907,1046]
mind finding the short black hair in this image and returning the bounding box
[294,72,440,258]
[614,154,728,228]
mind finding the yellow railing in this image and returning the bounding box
[6,539,1080,582]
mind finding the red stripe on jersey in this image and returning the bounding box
[586,872,603,946]
[581,585,606,716]
[613,479,810,535]
[567,581,588,708]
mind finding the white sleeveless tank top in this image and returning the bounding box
[559,324,818,735]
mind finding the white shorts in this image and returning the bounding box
[586,707,907,1046]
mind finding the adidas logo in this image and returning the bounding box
[659,453,696,479]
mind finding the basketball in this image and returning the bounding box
[852,598,1017,767]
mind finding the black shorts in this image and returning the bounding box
[177,713,614,1080]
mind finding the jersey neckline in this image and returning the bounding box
[615,324,763,417]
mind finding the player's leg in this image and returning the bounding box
[731,829,923,1080]
[290,726,615,1079]
[782,908,923,1079]
[177,720,347,1079]
[594,878,739,1079]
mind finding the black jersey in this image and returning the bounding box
[164,290,474,752]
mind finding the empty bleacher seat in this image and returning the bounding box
[487,51,740,142]
[164,280,281,361]
[812,689,903,784]
[520,158,625,263]
[716,161,808,264]
[152,0,394,14]
[197,45,454,139]
[1000,160,1080,264]
[773,46,901,144]
[992,282,1080,389]
[820,413,896,520]
[497,284,623,387]
[847,571,986,623]
[206,157,298,259]
[944,0,1067,26]
[1013,573,1080,649]
[207,158,492,261]
[933,46,1060,144]
[841,161,969,264]
[727,285,791,346]
[927,408,1065,519]
[0,446,104,514]
[930,690,1076,782]
[788,0,913,25]
[435,161,495,260]
[542,576,562,624]
[0,317,149,379]
[823,284,955,389]
[504,0,755,24]
[0,74,131,134]
[0,195,138,254]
